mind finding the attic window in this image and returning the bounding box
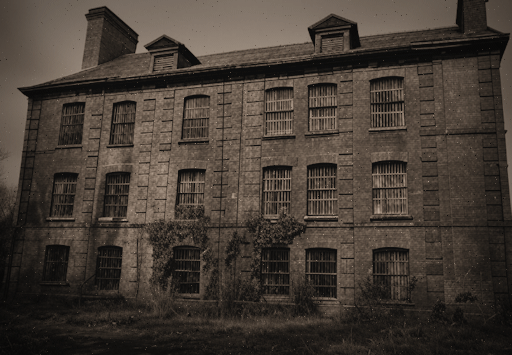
[153,54,174,72]
[321,33,344,53]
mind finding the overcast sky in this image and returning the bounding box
[1,0,512,189]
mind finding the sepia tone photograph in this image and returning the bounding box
[1,0,512,353]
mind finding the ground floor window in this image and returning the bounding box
[261,248,290,295]
[173,247,200,294]
[306,249,337,298]
[96,246,123,291]
[42,245,69,282]
[373,248,409,301]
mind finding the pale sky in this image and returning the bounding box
[1,0,512,189]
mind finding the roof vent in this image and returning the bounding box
[308,14,360,54]
[145,35,200,73]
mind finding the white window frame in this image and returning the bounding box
[372,161,407,215]
[261,248,290,295]
[96,246,123,291]
[109,101,136,145]
[182,96,209,139]
[370,77,404,128]
[373,248,410,301]
[173,246,201,294]
[265,88,293,136]
[58,103,85,145]
[50,173,78,218]
[306,248,337,298]
[104,172,131,218]
[262,167,291,217]
[307,164,337,216]
[309,84,337,132]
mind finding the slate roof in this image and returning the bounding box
[20,25,507,92]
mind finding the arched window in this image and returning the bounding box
[370,77,404,128]
[173,246,200,294]
[42,245,69,282]
[306,248,337,298]
[50,173,78,217]
[58,103,85,145]
[262,166,291,217]
[96,246,123,291]
[183,96,209,139]
[372,161,407,215]
[110,101,136,145]
[104,172,131,217]
[261,248,290,295]
[373,248,410,301]
[265,88,293,136]
[307,164,337,216]
[308,84,337,131]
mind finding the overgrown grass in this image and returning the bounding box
[1,297,512,355]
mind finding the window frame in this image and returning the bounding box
[42,245,70,283]
[96,246,123,291]
[370,77,405,129]
[265,87,294,137]
[373,248,410,301]
[58,103,85,146]
[104,172,131,218]
[173,246,201,294]
[307,164,337,216]
[109,101,136,145]
[372,161,408,216]
[261,248,290,295]
[50,173,78,218]
[176,169,206,219]
[305,248,337,298]
[262,166,292,218]
[308,84,337,132]
[182,95,210,140]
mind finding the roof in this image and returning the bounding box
[20,25,508,93]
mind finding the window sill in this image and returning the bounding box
[370,214,413,221]
[369,126,407,132]
[40,281,69,286]
[176,294,200,299]
[56,144,82,149]
[305,130,339,137]
[262,134,295,140]
[98,217,128,223]
[304,215,338,222]
[107,144,134,148]
[46,217,75,222]
[178,139,209,145]
[379,300,415,306]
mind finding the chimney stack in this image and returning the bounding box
[81,7,138,70]
[456,0,488,34]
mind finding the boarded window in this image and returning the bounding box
[104,173,130,218]
[263,167,291,217]
[50,173,77,217]
[96,246,122,291]
[321,33,344,53]
[307,165,337,216]
[58,103,85,145]
[265,88,293,136]
[372,161,407,215]
[373,249,409,301]
[177,170,205,207]
[174,247,200,294]
[153,54,174,72]
[306,249,337,298]
[43,245,69,282]
[109,101,136,145]
[183,96,209,139]
[261,248,290,295]
[309,84,337,131]
[370,77,404,128]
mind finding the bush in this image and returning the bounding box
[429,300,448,323]
[146,283,179,318]
[292,278,317,316]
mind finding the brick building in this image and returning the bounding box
[6,0,512,310]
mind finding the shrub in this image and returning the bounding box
[429,300,448,323]
[292,278,317,316]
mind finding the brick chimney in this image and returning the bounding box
[456,0,488,34]
[81,7,138,70]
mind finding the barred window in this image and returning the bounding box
[58,103,84,145]
[261,248,290,295]
[309,84,337,131]
[109,101,136,145]
[50,173,77,217]
[174,247,200,294]
[372,161,407,215]
[177,170,205,207]
[306,249,337,298]
[96,246,122,291]
[42,245,69,282]
[263,167,291,217]
[373,248,409,301]
[307,165,337,216]
[183,96,209,139]
[104,173,130,218]
[265,88,293,136]
[370,77,404,128]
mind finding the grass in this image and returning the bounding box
[1,297,511,355]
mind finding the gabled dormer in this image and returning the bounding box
[145,35,200,73]
[308,14,361,54]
